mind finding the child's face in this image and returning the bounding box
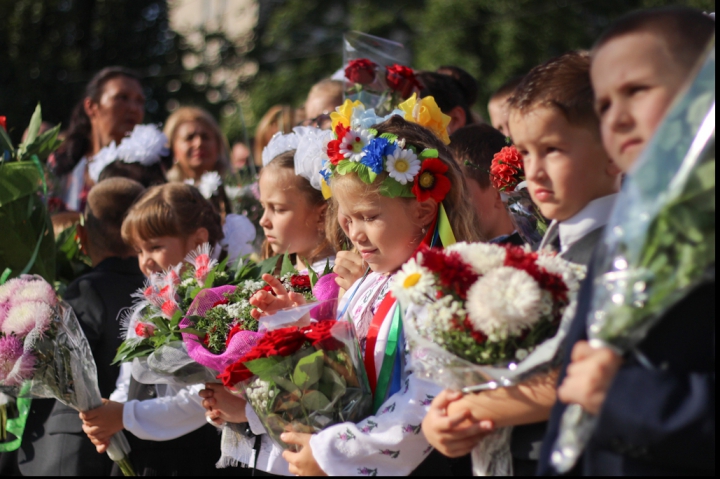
[510,106,618,222]
[336,191,428,274]
[591,32,689,173]
[488,96,511,136]
[135,236,190,277]
[259,169,325,260]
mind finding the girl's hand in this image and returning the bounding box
[422,390,495,458]
[281,432,327,476]
[79,399,125,454]
[333,251,366,291]
[199,383,248,424]
[250,274,307,319]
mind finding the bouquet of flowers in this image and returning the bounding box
[551,40,716,474]
[343,31,419,115]
[218,319,372,451]
[0,276,135,475]
[489,145,548,248]
[392,242,584,475]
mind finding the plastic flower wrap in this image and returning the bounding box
[488,145,548,249]
[218,319,372,451]
[0,276,135,475]
[342,31,417,115]
[394,243,585,475]
[551,40,716,474]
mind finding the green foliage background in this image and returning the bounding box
[0,0,714,143]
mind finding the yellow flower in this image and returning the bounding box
[398,94,451,145]
[321,178,333,199]
[330,99,363,131]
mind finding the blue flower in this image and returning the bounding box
[361,137,394,174]
[319,161,332,182]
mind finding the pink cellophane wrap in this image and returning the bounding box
[180,285,263,372]
[310,273,340,321]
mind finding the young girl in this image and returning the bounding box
[200,126,342,475]
[79,182,244,476]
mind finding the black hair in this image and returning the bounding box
[416,71,476,126]
[98,160,168,189]
[450,124,508,189]
[490,75,525,101]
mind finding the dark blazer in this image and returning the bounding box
[511,226,606,475]
[538,261,716,476]
[17,257,145,476]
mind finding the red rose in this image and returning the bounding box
[217,361,254,386]
[412,158,452,203]
[303,320,345,351]
[261,285,276,296]
[290,274,312,290]
[0,116,6,131]
[345,58,377,85]
[386,64,421,99]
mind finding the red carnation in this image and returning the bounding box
[0,116,6,131]
[419,246,478,299]
[490,146,524,191]
[386,64,421,99]
[345,58,377,85]
[412,158,452,203]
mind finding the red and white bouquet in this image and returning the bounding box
[218,319,372,451]
[489,146,548,248]
[0,276,134,475]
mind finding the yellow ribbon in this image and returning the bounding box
[438,203,456,247]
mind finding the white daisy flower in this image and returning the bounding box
[465,266,542,337]
[391,258,435,306]
[385,147,421,184]
[339,128,374,162]
[447,242,507,276]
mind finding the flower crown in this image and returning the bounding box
[320,97,452,202]
[89,124,168,182]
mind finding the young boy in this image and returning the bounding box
[487,75,524,136]
[539,7,715,475]
[16,177,146,476]
[449,123,523,244]
[423,50,622,475]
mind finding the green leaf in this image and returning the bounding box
[379,133,398,143]
[378,176,413,198]
[336,160,361,175]
[322,259,333,276]
[178,327,204,337]
[292,350,325,389]
[170,310,184,328]
[274,376,301,392]
[300,390,331,411]
[148,315,170,334]
[0,123,15,157]
[244,356,284,380]
[280,252,295,276]
[356,164,375,184]
[258,254,282,276]
[18,104,42,154]
[307,264,319,288]
[203,269,216,288]
[419,148,439,159]
[0,162,42,206]
[367,128,378,137]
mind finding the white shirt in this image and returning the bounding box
[558,193,618,253]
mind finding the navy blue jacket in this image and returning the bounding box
[538,263,716,476]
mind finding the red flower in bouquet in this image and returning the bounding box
[504,245,569,302]
[345,58,377,85]
[412,158,451,203]
[225,324,243,348]
[160,300,179,318]
[194,253,211,281]
[290,274,312,290]
[135,322,156,338]
[0,116,6,131]
[386,64,421,99]
[303,320,344,350]
[218,358,254,386]
[491,146,524,191]
[419,247,479,300]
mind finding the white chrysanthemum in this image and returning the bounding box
[116,124,169,166]
[339,128,374,162]
[447,242,507,276]
[466,267,542,337]
[2,301,53,338]
[15,280,57,306]
[385,147,421,185]
[535,251,586,293]
[391,257,435,306]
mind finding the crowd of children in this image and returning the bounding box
[0,5,714,477]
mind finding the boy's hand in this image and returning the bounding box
[333,251,366,291]
[249,274,306,319]
[422,390,495,458]
[281,432,327,476]
[558,341,623,415]
[199,383,248,424]
[79,399,124,453]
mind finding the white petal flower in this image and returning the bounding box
[116,124,169,166]
[385,147,421,185]
[339,128,374,162]
[466,266,542,337]
[2,301,53,338]
[391,257,435,307]
[446,242,507,276]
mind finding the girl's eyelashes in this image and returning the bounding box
[363,215,378,222]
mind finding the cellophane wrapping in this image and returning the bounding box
[551,40,716,473]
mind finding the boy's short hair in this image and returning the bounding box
[593,7,715,70]
[507,51,596,129]
[490,75,525,102]
[449,124,508,189]
[85,178,145,257]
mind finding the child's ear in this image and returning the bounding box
[315,202,329,228]
[77,224,89,255]
[190,227,210,248]
[447,106,467,135]
[416,199,438,229]
[493,189,505,209]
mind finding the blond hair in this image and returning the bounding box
[121,183,223,247]
[164,106,230,181]
[328,116,483,250]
